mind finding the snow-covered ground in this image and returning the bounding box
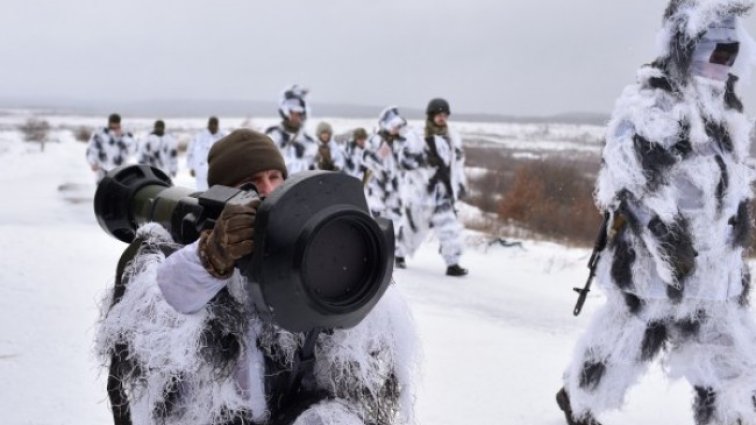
[0,119,741,425]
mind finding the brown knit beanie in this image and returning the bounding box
[207,129,287,187]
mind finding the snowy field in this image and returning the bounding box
[0,114,747,425]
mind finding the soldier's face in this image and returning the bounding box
[236,169,285,197]
[208,121,219,135]
[356,137,367,148]
[108,122,122,135]
[433,113,449,127]
[318,132,331,143]
[288,111,304,126]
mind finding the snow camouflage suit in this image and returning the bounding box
[266,85,318,176]
[137,132,178,177]
[265,124,318,175]
[187,128,227,191]
[362,129,425,260]
[562,2,756,424]
[85,127,135,182]
[343,138,367,180]
[398,122,467,267]
[96,224,418,425]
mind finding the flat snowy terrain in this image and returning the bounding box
[0,116,744,424]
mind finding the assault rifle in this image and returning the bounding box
[425,135,456,202]
[572,212,610,316]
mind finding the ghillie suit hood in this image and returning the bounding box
[654,0,756,86]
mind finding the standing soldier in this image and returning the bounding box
[314,121,345,171]
[363,106,424,269]
[265,84,318,175]
[344,127,369,180]
[137,119,178,177]
[187,116,225,190]
[86,113,135,182]
[557,2,756,424]
[405,98,468,277]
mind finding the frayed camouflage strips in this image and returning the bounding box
[694,386,716,425]
[641,321,668,361]
[579,360,606,391]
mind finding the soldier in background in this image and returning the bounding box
[344,127,369,180]
[363,106,424,270]
[86,113,135,183]
[137,119,178,177]
[265,84,318,175]
[314,121,345,171]
[415,98,468,277]
[187,116,226,190]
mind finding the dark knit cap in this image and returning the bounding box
[207,129,288,187]
[108,113,121,124]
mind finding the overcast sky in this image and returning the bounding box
[4,0,756,117]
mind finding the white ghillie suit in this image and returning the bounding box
[362,108,425,260]
[187,129,227,190]
[137,132,179,177]
[96,224,418,425]
[398,123,467,267]
[266,85,318,175]
[562,1,756,424]
[86,127,136,182]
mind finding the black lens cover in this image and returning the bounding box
[241,171,395,332]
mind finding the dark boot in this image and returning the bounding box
[556,388,602,425]
[395,257,407,269]
[446,264,468,276]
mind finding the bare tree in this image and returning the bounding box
[19,118,51,152]
[74,126,92,143]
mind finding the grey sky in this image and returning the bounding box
[3,0,756,117]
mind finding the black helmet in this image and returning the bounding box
[426,98,451,117]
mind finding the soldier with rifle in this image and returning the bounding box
[397,98,468,276]
[557,2,756,424]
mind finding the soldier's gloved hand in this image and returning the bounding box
[190,169,196,177]
[198,198,261,278]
